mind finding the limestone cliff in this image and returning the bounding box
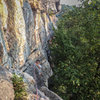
[0,0,62,100]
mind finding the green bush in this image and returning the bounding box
[12,74,28,100]
[49,0,100,100]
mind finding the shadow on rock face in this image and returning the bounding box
[0,43,3,64]
[0,67,6,77]
[0,66,12,81]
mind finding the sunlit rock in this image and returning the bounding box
[0,0,61,99]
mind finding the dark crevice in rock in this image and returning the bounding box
[0,43,3,64]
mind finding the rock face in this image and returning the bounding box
[0,0,62,100]
[0,67,14,100]
[41,86,63,100]
[0,79,14,100]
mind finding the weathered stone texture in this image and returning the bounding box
[0,0,62,100]
[41,86,63,100]
[0,67,14,100]
[0,79,14,100]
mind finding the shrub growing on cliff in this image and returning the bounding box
[12,74,27,100]
[49,0,100,100]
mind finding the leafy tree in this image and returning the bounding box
[49,0,100,100]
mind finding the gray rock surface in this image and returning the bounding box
[41,86,63,100]
[0,0,62,100]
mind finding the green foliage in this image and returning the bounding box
[12,74,28,100]
[49,0,100,100]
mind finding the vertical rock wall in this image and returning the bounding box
[0,0,60,68]
[0,0,62,99]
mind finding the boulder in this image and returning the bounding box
[41,86,63,100]
[0,67,14,100]
[0,79,14,100]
